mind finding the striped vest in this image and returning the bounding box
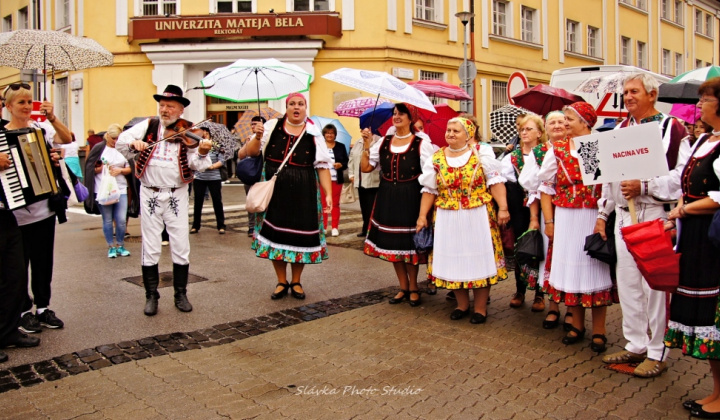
[135,117,194,184]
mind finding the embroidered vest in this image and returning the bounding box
[681,134,720,203]
[552,139,600,209]
[135,118,194,183]
[533,142,550,167]
[510,148,524,176]
[433,149,493,210]
[379,135,422,182]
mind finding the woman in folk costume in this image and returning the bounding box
[360,103,435,307]
[518,111,572,330]
[417,117,509,323]
[537,102,613,353]
[240,92,333,300]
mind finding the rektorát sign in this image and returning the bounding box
[128,13,342,42]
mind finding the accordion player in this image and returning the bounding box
[0,127,58,210]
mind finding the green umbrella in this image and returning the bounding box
[670,66,720,83]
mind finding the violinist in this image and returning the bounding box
[116,84,212,317]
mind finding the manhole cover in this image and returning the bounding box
[122,272,209,288]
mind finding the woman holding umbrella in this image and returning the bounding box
[240,93,333,300]
[360,103,435,307]
[537,102,612,352]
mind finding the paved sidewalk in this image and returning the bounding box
[0,279,708,419]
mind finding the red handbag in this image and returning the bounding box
[500,224,516,254]
[620,219,680,293]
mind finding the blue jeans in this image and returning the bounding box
[99,194,128,246]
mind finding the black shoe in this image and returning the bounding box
[470,312,487,324]
[426,284,437,295]
[691,407,720,419]
[290,283,306,300]
[684,400,702,411]
[173,263,193,312]
[36,309,64,329]
[0,351,7,363]
[562,326,586,345]
[408,290,421,307]
[174,294,193,312]
[247,230,254,237]
[271,283,290,300]
[445,291,456,301]
[18,313,41,334]
[450,308,470,320]
[542,310,561,329]
[0,331,40,348]
[563,312,574,331]
[356,232,366,237]
[389,290,408,304]
[144,294,159,316]
[142,265,160,316]
[590,334,607,353]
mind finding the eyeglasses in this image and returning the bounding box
[698,97,719,105]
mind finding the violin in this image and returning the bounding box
[163,119,207,149]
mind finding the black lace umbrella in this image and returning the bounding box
[196,121,238,161]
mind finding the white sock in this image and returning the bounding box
[36,308,46,315]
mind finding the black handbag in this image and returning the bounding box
[236,153,262,185]
[413,227,433,253]
[515,229,544,265]
[219,165,229,182]
[583,232,616,265]
[710,210,720,248]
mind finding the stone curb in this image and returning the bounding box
[0,287,395,394]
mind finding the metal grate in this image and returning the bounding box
[491,81,508,112]
[123,272,209,288]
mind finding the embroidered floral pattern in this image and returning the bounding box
[168,195,180,217]
[146,196,159,216]
[552,139,601,209]
[432,149,493,210]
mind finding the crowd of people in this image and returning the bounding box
[2,74,720,417]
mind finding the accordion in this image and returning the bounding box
[0,127,58,210]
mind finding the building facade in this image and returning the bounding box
[0,0,719,142]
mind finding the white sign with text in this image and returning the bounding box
[574,121,669,185]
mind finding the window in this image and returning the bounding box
[57,0,70,28]
[566,20,579,53]
[696,10,704,33]
[637,41,646,68]
[142,0,177,15]
[491,81,508,112]
[18,7,28,30]
[675,53,683,75]
[661,0,671,19]
[662,49,671,74]
[2,15,11,32]
[521,7,537,42]
[420,70,446,105]
[415,0,438,22]
[293,0,330,11]
[621,37,631,65]
[492,1,508,37]
[674,1,683,24]
[588,26,600,57]
[217,0,252,13]
[55,78,68,126]
[697,59,703,69]
[636,0,646,10]
[707,14,714,37]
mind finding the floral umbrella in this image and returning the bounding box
[334,97,391,117]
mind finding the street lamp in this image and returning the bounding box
[455,11,475,114]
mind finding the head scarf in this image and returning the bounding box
[285,92,307,105]
[565,102,597,128]
[448,117,476,140]
[545,110,565,122]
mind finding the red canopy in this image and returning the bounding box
[511,84,584,116]
[408,80,471,101]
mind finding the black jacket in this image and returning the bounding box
[83,140,139,217]
[330,142,349,185]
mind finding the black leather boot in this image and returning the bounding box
[173,263,193,312]
[142,265,160,316]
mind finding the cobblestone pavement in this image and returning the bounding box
[0,277,709,419]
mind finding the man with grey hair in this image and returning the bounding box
[593,72,689,377]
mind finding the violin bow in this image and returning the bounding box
[144,118,213,150]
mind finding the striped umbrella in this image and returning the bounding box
[408,80,471,101]
[670,66,720,83]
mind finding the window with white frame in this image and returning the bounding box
[636,0,646,10]
[18,7,28,30]
[142,0,177,15]
[491,80,509,112]
[588,26,600,57]
[621,37,631,64]
[661,0,671,19]
[696,9,704,33]
[566,20,580,53]
[2,15,11,32]
[415,0,439,22]
[637,41,646,68]
[57,0,70,28]
[521,6,537,43]
[662,49,671,74]
[217,0,253,13]
[492,0,508,37]
[675,53,683,75]
[674,1,683,24]
[293,0,330,11]
[55,78,68,126]
[420,70,446,105]
[706,14,714,37]
[697,59,703,68]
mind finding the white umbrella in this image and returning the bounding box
[199,58,312,111]
[322,68,435,112]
